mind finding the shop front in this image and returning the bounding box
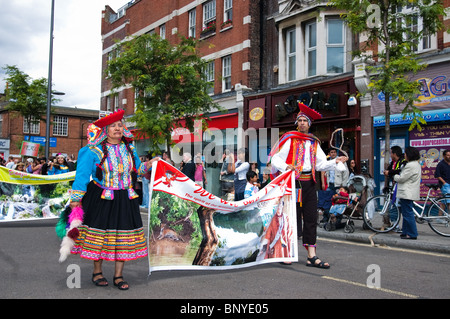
[372,61,450,196]
[244,76,360,176]
[374,109,450,196]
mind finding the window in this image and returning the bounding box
[106,96,112,112]
[305,22,316,77]
[203,0,216,28]
[160,24,166,39]
[224,0,232,22]
[189,9,196,38]
[326,19,344,74]
[222,55,232,92]
[53,116,68,136]
[23,116,40,134]
[114,95,119,111]
[395,6,433,52]
[204,61,215,94]
[286,28,296,81]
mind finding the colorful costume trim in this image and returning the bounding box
[71,226,148,261]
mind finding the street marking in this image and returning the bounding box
[321,275,419,299]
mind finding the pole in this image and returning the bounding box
[45,0,55,159]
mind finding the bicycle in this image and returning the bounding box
[363,184,450,237]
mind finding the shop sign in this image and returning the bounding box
[372,63,450,116]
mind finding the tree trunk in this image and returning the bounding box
[192,207,219,266]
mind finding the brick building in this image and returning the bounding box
[0,98,98,160]
[100,0,266,195]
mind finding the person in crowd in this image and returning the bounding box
[32,158,44,174]
[47,153,70,175]
[25,158,34,173]
[68,110,159,290]
[393,146,422,240]
[41,156,52,175]
[269,103,348,269]
[435,149,450,201]
[162,150,175,166]
[15,162,25,171]
[348,159,358,179]
[140,154,151,209]
[5,156,15,169]
[181,152,196,181]
[194,155,207,188]
[244,170,260,199]
[220,149,234,196]
[260,167,271,189]
[229,148,250,201]
[384,145,407,188]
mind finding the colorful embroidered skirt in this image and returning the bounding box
[71,181,148,261]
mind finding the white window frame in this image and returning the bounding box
[222,55,232,92]
[189,9,196,38]
[23,116,40,135]
[204,61,215,95]
[286,27,296,82]
[224,0,233,22]
[396,6,434,53]
[160,24,166,39]
[305,21,317,77]
[203,0,216,28]
[52,115,68,136]
[326,18,345,74]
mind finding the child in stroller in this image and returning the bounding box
[322,186,359,231]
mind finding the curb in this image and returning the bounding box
[317,227,450,255]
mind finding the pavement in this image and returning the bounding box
[316,217,450,255]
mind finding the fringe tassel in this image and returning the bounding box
[58,206,85,263]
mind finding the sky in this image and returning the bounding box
[0,0,128,110]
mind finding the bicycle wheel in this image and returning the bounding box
[426,198,450,237]
[363,195,400,233]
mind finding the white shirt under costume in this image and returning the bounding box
[271,139,345,174]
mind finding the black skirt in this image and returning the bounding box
[71,181,148,261]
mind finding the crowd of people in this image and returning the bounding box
[1,153,76,175]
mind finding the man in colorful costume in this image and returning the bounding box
[269,103,348,268]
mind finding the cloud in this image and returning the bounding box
[0,0,127,110]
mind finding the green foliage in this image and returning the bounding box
[2,65,60,132]
[106,34,220,153]
[330,0,447,131]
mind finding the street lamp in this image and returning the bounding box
[44,0,56,159]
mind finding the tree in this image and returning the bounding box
[3,65,59,136]
[329,0,447,174]
[106,34,219,154]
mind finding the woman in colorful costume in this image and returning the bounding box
[269,103,348,269]
[64,110,159,290]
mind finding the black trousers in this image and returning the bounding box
[296,179,317,247]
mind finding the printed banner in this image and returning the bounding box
[0,166,75,185]
[148,160,298,272]
[0,167,74,222]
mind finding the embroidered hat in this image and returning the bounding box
[93,109,125,128]
[295,102,322,125]
[87,109,134,146]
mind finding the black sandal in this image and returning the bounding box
[306,256,330,269]
[92,272,108,287]
[113,276,129,290]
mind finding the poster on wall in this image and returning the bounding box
[409,123,450,197]
[148,160,298,272]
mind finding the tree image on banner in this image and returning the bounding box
[148,160,297,271]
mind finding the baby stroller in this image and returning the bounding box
[322,175,374,233]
